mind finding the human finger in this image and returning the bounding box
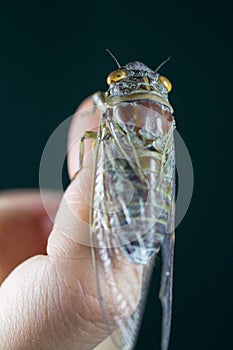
[0,189,61,283]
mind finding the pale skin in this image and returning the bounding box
[0,97,141,350]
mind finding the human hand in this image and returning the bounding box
[0,97,141,350]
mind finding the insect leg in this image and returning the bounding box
[159,230,175,350]
[71,131,97,180]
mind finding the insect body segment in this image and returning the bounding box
[78,60,175,350]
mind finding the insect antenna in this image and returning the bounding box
[106,49,121,68]
[154,56,171,73]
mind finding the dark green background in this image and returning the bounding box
[0,1,232,349]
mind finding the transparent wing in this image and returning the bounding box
[159,137,176,350]
[90,101,175,350]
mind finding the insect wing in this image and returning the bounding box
[90,101,175,350]
[159,136,175,350]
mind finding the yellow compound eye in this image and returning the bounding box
[158,75,172,92]
[106,69,127,85]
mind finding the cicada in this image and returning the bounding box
[74,53,175,350]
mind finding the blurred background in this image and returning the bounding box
[0,0,232,349]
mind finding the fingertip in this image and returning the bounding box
[48,96,101,254]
